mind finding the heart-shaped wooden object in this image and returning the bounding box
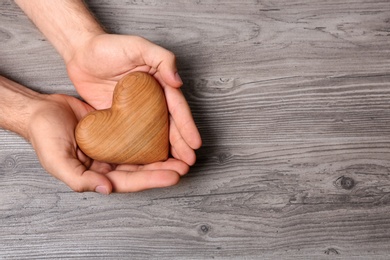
[75,72,169,165]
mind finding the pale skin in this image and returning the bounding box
[0,0,202,194]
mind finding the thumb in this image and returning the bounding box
[157,53,183,89]
[141,39,183,88]
[45,156,113,194]
[69,169,113,195]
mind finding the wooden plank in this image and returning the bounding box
[0,0,390,259]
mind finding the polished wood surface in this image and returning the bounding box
[76,72,169,165]
[1,0,390,259]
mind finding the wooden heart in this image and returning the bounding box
[75,72,169,165]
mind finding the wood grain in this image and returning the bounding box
[1,0,390,259]
[75,72,169,165]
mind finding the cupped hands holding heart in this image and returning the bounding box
[26,36,202,195]
[12,0,202,194]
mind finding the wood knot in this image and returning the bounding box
[340,176,354,190]
[2,155,16,170]
[217,152,232,164]
[198,224,211,235]
[335,176,355,190]
[324,248,340,255]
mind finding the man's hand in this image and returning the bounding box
[67,34,182,109]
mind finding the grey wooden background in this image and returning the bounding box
[1,0,390,259]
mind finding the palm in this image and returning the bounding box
[66,34,178,109]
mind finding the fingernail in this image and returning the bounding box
[95,186,109,195]
[175,72,183,85]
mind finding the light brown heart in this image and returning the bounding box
[75,72,169,165]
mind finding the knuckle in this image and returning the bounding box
[69,182,86,193]
[166,50,176,61]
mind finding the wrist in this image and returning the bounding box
[15,0,106,63]
[49,12,106,63]
[0,76,45,141]
[62,29,106,64]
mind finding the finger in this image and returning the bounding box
[170,145,180,162]
[77,148,113,174]
[136,37,201,149]
[105,170,180,193]
[169,117,197,166]
[42,152,113,194]
[89,160,115,175]
[153,71,181,91]
[154,54,183,89]
[115,158,190,176]
[164,86,202,150]
[140,39,183,88]
[76,147,93,169]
